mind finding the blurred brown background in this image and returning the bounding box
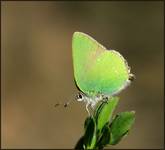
[1,1,164,149]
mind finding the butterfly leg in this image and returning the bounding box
[102,96,109,104]
[86,102,91,116]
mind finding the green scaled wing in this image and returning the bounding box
[72,32,131,97]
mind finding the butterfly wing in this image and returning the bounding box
[72,32,131,96]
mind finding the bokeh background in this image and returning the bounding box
[1,1,164,149]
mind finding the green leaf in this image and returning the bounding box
[83,117,97,149]
[84,117,91,130]
[109,111,135,145]
[96,123,111,149]
[75,136,85,150]
[95,97,119,133]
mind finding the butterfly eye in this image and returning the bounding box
[78,93,82,98]
[76,93,83,101]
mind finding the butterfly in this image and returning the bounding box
[72,32,134,114]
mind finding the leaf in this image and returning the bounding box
[96,123,111,149]
[109,111,135,145]
[84,117,91,130]
[83,117,97,149]
[95,97,119,133]
[74,136,85,150]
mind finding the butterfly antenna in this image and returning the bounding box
[54,99,74,108]
[54,103,60,107]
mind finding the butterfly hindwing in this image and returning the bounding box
[72,32,130,96]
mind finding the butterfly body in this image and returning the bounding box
[75,92,108,114]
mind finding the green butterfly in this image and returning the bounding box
[72,32,134,114]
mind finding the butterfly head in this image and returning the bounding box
[76,92,85,101]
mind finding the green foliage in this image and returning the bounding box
[84,117,96,149]
[109,111,135,145]
[75,96,135,149]
[94,97,119,133]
